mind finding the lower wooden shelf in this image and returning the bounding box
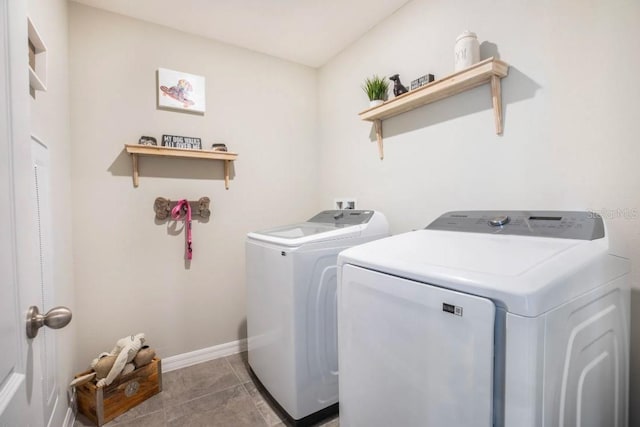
[124,144,238,189]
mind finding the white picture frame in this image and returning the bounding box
[157,68,206,114]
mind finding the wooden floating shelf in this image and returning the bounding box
[359,57,509,159]
[124,144,238,189]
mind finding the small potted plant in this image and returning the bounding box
[362,75,389,108]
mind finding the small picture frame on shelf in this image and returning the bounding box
[410,74,435,90]
[138,136,157,146]
[211,143,227,152]
[161,135,202,150]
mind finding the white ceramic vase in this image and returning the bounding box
[454,31,480,71]
[369,99,384,108]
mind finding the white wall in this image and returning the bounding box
[69,4,319,368]
[27,0,75,425]
[317,0,640,422]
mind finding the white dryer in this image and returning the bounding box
[246,210,388,425]
[337,211,629,427]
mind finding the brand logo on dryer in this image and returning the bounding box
[442,303,463,316]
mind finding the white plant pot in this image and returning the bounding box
[369,99,384,108]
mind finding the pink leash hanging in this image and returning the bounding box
[171,199,193,260]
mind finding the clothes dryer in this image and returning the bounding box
[337,211,629,427]
[247,210,388,425]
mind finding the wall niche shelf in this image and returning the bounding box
[28,17,47,93]
[359,57,509,159]
[124,144,238,189]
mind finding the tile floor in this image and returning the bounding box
[74,352,339,427]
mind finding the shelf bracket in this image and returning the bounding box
[131,153,139,187]
[491,75,503,135]
[374,120,383,160]
[224,160,230,190]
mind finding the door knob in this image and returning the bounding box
[26,306,72,339]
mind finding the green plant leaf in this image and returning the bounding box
[362,75,389,101]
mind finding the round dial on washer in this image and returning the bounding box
[489,215,510,227]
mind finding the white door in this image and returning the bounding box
[0,0,29,420]
[0,1,69,426]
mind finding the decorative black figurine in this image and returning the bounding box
[389,74,408,97]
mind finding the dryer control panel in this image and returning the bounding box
[426,210,605,240]
[308,210,375,226]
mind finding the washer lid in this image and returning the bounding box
[248,210,382,247]
[338,227,628,317]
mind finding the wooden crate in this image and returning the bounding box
[75,358,162,426]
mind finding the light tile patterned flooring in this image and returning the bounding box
[74,351,339,427]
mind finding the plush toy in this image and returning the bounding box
[133,345,156,368]
[70,333,148,388]
[96,333,146,387]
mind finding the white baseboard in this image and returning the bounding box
[161,338,247,373]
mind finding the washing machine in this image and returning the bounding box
[246,210,389,425]
[337,210,630,427]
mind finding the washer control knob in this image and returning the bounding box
[489,215,510,227]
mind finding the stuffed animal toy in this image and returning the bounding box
[96,333,146,387]
[133,345,156,368]
[70,333,149,388]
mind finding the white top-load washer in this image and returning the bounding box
[337,211,630,427]
[246,210,388,425]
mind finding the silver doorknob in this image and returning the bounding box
[26,306,72,339]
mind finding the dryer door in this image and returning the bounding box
[338,265,495,427]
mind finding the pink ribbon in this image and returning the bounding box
[171,199,193,260]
